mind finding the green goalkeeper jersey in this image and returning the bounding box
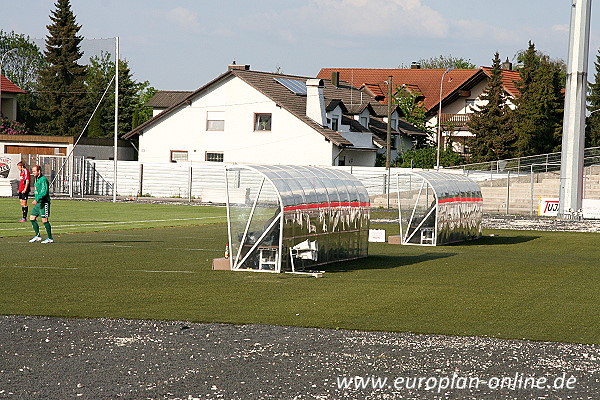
[34,175,51,203]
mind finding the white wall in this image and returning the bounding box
[0,93,18,120]
[138,76,338,166]
[74,144,135,160]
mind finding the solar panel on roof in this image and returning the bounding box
[274,77,307,95]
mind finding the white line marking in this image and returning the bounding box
[126,269,197,274]
[165,248,221,251]
[98,244,134,248]
[0,266,78,270]
[0,216,226,231]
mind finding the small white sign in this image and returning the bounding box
[368,229,386,242]
[538,197,600,219]
[538,198,559,216]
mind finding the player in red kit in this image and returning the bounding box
[17,161,30,222]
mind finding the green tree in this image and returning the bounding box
[0,31,45,92]
[586,50,600,147]
[511,42,564,156]
[467,52,514,162]
[415,55,476,69]
[0,31,46,131]
[86,51,157,137]
[35,0,89,136]
[392,85,432,147]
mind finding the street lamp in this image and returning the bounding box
[436,67,453,170]
[0,48,18,119]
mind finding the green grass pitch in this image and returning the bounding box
[0,198,598,344]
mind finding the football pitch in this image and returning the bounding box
[0,198,598,345]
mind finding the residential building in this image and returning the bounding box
[124,65,425,166]
[0,75,25,120]
[317,65,521,154]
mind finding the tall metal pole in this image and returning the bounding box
[559,0,591,219]
[436,68,452,170]
[386,76,393,169]
[113,37,119,203]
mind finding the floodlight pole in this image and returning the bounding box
[558,0,591,219]
[436,68,452,170]
[0,48,18,118]
[113,36,119,203]
[386,76,393,169]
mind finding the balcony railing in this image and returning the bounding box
[440,113,471,128]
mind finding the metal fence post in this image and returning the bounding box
[530,165,534,216]
[506,170,510,215]
[188,166,193,202]
[138,163,144,197]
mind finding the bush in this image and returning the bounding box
[394,147,464,168]
[0,118,30,135]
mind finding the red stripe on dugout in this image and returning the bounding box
[438,197,483,204]
[284,202,370,211]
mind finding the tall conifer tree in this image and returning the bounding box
[467,52,513,162]
[586,50,600,147]
[35,0,88,136]
[511,41,563,156]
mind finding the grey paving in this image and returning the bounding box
[0,315,598,400]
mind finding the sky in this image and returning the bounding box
[2,0,600,91]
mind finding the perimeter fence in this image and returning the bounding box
[10,148,600,216]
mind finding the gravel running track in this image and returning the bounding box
[0,315,598,400]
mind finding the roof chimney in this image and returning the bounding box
[502,58,513,70]
[228,63,250,71]
[410,62,421,69]
[331,71,340,87]
[305,79,327,126]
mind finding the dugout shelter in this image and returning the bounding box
[392,171,482,246]
[225,165,370,273]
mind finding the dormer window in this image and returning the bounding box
[360,116,368,127]
[331,115,339,131]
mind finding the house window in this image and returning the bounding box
[465,99,476,111]
[391,118,397,130]
[360,116,368,127]
[254,113,272,131]
[170,150,188,163]
[338,156,346,166]
[206,111,225,131]
[205,152,224,162]
[331,115,339,131]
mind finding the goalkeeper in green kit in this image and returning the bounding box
[29,165,54,244]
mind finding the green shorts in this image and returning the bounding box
[31,202,51,218]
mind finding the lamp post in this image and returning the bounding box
[436,68,453,170]
[0,48,18,119]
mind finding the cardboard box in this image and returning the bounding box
[388,235,402,245]
[212,257,231,270]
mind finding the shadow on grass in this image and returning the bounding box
[324,252,456,273]
[70,240,154,244]
[451,235,540,246]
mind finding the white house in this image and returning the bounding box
[124,65,425,166]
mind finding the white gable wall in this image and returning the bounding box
[138,76,337,165]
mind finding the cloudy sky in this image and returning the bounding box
[2,0,599,90]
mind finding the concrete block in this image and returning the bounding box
[388,235,402,244]
[212,257,231,270]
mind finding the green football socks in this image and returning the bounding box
[31,220,40,236]
[43,222,53,239]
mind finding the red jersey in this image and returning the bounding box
[19,167,30,192]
